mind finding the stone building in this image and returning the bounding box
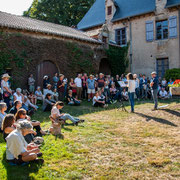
[0,11,106,88]
[78,0,180,78]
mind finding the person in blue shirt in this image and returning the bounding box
[140,75,148,99]
[150,72,159,110]
[87,75,95,102]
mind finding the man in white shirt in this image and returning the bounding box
[159,88,169,99]
[74,74,82,100]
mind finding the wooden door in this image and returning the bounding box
[36,60,59,87]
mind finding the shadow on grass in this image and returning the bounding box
[2,151,42,180]
[135,112,178,127]
[160,109,180,117]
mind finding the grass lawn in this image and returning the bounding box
[0,99,180,180]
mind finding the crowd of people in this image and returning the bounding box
[0,71,174,165]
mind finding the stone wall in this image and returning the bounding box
[0,30,105,88]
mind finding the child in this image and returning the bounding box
[53,88,59,102]
[121,88,128,101]
[93,92,106,108]
[67,90,81,106]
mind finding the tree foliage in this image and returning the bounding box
[23,0,95,26]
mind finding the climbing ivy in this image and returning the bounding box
[0,32,28,75]
[106,44,129,76]
[66,42,94,74]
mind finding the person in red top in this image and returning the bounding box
[81,73,88,99]
[57,74,65,101]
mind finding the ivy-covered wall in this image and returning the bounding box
[0,30,103,89]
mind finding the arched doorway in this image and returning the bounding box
[36,60,59,87]
[99,58,111,75]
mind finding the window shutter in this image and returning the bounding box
[169,16,177,38]
[146,21,154,41]
[115,30,118,44]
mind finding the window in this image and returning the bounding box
[115,28,126,46]
[107,6,112,15]
[156,20,168,40]
[156,58,169,78]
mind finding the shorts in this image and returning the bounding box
[88,89,95,94]
[7,155,24,165]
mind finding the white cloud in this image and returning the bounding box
[0,0,33,15]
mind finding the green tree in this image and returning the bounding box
[23,0,95,26]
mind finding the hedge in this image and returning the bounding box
[165,68,180,81]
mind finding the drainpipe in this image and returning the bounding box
[179,8,180,68]
[129,19,133,72]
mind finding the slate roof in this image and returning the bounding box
[0,11,101,44]
[78,0,180,30]
[77,0,106,30]
[166,0,180,8]
[112,0,155,22]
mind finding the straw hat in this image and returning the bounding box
[2,73,10,79]
[89,74,93,77]
[151,71,157,75]
[47,84,52,88]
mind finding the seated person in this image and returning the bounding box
[43,93,55,112]
[161,78,167,88]
[159,88,169,99]
[35,86,43,102]
[28,92,37,105]
[0,102,7,132]
[109,84,121,102]
[15,109,46,142]
[93,92,106,108]
[23,96,38,116]
[121,88,128,101]
[13,88,24,104]
[6,120,43,165]
[53,88,59,102]
[67,90,81,106]
[9,100,22,115]
[51,101,84,126]
[2,114,16,141]
[43,84,54,97]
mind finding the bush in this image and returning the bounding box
[165,68,180,81]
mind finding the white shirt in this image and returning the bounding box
[93,96,100,105]
[51,106,60,118]
[44,89,54,96]
[135,79,139,88]
[159,90,168,97]
[13,92,23,103]
[6,129,27,160]
[1,80,10,92]
[127,80,136,93]
[74,77,82,88]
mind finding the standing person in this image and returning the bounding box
[87,75,95,102]
[57,74,65,101]
[127,73,136,113]
[69,78,77,96]
[53,73,59,89]
[150,72,159,110]
[97,73,105,91]
[133,74,140,100]
[28,74,35,93]
[140,75,148,99]
[1,74,12,109]
[43,75,49,94]
[74,74,82,100]
[0,102,7,132]
[81,73,88,99]
[63,76,68,98]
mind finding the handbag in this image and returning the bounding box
[3,91,11,98]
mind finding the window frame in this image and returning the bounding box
[156,58,169,78]
[115,27,127,46]
[107,6,112,16]
[156,19,169,40]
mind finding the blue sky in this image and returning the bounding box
[0,0,33,15]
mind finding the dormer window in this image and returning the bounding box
[107,6,112,15]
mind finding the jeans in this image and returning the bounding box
[135,88,140,99]
[128,92,135,112]
[61,114,79,123]
[151,89,158,109]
